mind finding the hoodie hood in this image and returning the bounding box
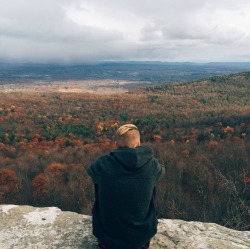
[111,145,154,171]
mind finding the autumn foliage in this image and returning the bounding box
[0,73,250,230]
[0,168,18,201]
[32,173,48,200]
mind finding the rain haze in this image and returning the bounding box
[1,0,250,63]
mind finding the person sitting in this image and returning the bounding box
[87,124,165,249]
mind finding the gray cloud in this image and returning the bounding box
[1,0,250,63]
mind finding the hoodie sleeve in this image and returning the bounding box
[156,161,165,183]
[86,162,98,184]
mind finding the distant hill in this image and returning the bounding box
[1,62,250,85]
[132,71,250,95]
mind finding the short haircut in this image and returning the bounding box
[116,124,140,148]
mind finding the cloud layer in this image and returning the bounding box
[1,0,250,63]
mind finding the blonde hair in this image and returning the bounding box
[116,124,140,148]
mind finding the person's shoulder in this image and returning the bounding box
[92,153,113,167]
[87,153,109,174]
[151,158,161,170]
[95,154,108,161]
[136,145,154,156]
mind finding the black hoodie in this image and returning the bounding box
[87,146,165,249]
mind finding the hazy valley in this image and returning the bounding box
[0,64,249,231]
[2,62,250,92]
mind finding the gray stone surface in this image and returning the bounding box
[0,205,250,249]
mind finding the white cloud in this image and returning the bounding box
[1,0,250,62]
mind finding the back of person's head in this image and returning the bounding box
[116,124,140,148]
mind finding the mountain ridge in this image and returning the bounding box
[130,71,250,94]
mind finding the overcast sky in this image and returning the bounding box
[1,0,250,63]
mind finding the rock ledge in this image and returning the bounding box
[1,205,249,249]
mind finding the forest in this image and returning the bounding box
[0,72,249,231]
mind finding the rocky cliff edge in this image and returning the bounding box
[0,205,250,249]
